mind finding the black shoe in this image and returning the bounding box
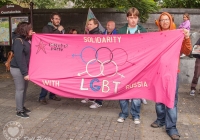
[23,107,31,114]
[16,111,29,118]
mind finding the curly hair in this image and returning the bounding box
[14,22,32,39]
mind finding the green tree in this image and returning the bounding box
[72,0,159,23]
[11,0,69,9]
[0,0,13,7]
[162,0,200,8]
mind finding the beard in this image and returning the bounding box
[52,22,60,27]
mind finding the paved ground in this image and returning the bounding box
[0,62,200,140]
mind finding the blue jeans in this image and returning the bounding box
[119,99,141,119]
[154,74,179,136]
[39,88,55,100]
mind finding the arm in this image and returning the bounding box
[155,20,159,26]
[181,38,192,56]
[180,29,192,55]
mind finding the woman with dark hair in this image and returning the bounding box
[10,22,35,118]
[69,29,78,34]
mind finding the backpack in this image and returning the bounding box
[5,38,23,72]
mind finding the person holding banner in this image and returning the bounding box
[116,7,147,125]
[42,12,65,34]
[151,12,192,140]
[81,18,103,109]
[10,22,34,118]
[39,12,63,105]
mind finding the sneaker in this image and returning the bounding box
[16,111,29,118]
[89,103,102,109]
[141,99,147,104]
[180,54,186,58]
[49,96,61,101]
[190,90,195,96]
[39,98,48,105]
[170,134,180,140]
[133,118,140,124]
[23,107,31,114]
[81,99,94,103]
[117,117,125,123]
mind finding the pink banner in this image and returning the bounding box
[29,30,184,108]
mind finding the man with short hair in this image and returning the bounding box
[42,12,65,34]
[117,7,147,125]
[103,21,117,35]
[39,12,64,105]
[151,12,192,140]
[81,18,103,109]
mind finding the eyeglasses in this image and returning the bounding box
[160,19,170,22]
[53,18,61,20]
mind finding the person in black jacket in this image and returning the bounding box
[39,12,63,105]
[81,18,103,109]
[42,12,65,34]
[190,38,200,96]
[10,22,34,118]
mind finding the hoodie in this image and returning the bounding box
[155,19,176,29]
[157,12,175,31]
[42,22,62,34]
[117,23,147,34]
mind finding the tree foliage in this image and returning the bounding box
[10,0,69,9]
[162,0,200,8]
[72,0,159,23]
[0,0,159,23]
[0,0,13,7]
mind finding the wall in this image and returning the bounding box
[32,8,200,33]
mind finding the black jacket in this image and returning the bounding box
[42,24,62,34]
[89,27,101,34]
[10,34,31,76]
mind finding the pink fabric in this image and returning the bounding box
[29,30,184,108]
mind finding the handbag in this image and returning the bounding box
[5,38,23,72]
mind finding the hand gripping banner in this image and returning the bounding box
[29,30,184,108]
